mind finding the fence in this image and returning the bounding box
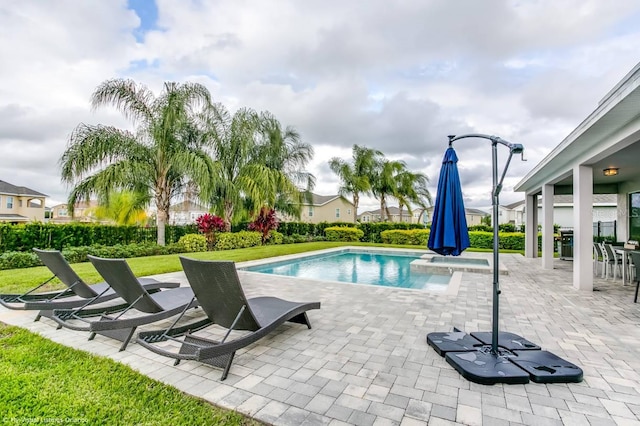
[594,220,616,241]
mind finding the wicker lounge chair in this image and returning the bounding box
[137,257,321,380]
[0,249,179,321]
[51,255,197,351]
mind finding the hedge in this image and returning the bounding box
[214,231,262,250]
[0,223,197,252]
[380,229,430,245]
[0,242,185,270]
[324,226,364,242]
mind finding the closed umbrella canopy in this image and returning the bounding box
[427,147,470,256]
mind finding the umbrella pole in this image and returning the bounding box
[491,141,500,355]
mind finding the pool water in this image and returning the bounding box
[243,251,450,290]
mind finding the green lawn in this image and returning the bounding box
[0,241,523,424]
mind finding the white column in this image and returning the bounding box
[542,184,554,269]
[524,193,538,258]
[616,193,628,242]
[573,165,593,291]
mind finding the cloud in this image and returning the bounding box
[2,0,640,211]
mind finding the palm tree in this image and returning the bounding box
[371,158,405,221]
[394,170,432,223]
[202,104,314,230]
[88,190,150,226]
[60,79,216,245]
[255,111,315,219]
[329,145,382,222]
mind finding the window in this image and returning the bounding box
[347,209,351,215]
[58,208,68,217]
[335,208,340,218]
[6,196,13,209]
[308,206,314,217]
[629,193,640,241]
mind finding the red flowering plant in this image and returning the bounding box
[248,207,279,244]
[195,213,226,249]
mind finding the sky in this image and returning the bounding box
[1,0,640,214]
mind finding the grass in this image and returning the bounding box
[0,241,524,424]
[0,323,260,426]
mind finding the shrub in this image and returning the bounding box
[265,230,283,245]
[195,213,226,249]
[380,229,430,245]
[0,251,42,270]
[248,207,279,244]
[324,226,364,242]
[214,231,262,250]
[178,234,208,253]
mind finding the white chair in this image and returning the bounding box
[593,243,605,277]
[602,243,623,280]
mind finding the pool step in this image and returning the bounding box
[410,257,509,275]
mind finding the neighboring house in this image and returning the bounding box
[358,206,422,224]
[493,194,617,228]
[281,194,355,224]
[415,207,488,227]
[496,201,526,226]
[169,201,209,225]
[0,180,47,223]
[50,200,101,223]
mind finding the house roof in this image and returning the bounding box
[0,180,47,197]
[465,208,489,216]
[170,200,209,212]
[0,213,28,221]
[515,61,640,194]
[357,206,422,216]
[504,200,525,210]
[547,194,617,204]
[308,194,352,207]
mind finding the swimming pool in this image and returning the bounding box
[242,249,451,291]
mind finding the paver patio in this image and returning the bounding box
[1,252,639,425]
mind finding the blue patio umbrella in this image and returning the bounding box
[428,147,470,256]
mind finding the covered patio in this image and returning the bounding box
[515,62,640,292]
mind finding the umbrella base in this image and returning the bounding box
[445,346,530,385]
[510,350,583,383]
[429,330,583,385]
[470,331,541,351]
[426,331,483,356]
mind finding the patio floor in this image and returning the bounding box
[1,252,640,425]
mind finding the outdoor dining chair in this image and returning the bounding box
[137,257,321,380]
[52,255,197,351]
[602,243,623,280]
[593,243,605,277]
[0,248,179,321]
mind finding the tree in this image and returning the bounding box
[371,158,405,221]
[329,145,382,222]
[393,170,432,223]
[60,79,216,245]
[88,190,149,225]
[202,104,314,231]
